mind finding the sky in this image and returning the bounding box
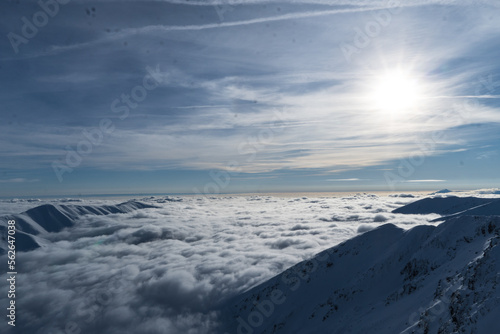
[1,0,500,197]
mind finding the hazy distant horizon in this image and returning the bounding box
[0,188,491,200]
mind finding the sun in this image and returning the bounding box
[370,70,422,114]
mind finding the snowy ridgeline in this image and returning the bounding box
[218,195,500,334]
[219,216,500,334]
[392,196,500,218]
[0,194,499,333]
[0,201,158,253]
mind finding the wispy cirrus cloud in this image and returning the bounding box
[404,180,447,183]
[1,0,500,194]
[0,178,39,183]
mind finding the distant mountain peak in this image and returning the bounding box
[433,189,452,194]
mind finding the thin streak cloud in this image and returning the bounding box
[0,178,39,183]
[4,5,405,60]
[405,180,447,183]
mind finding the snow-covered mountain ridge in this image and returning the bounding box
[1,194,499,333]
[392,195,500,217]
[0,201,158,253]
[219,212,500,333]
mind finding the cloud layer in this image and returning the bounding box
[0,193,443,333]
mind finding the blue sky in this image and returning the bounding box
[1,0,500,197]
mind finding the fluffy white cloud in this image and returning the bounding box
[0,194,442,333]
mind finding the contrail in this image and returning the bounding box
[426,95,500,99]
[148,6,383,32]
[5,5,392,60]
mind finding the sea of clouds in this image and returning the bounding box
[0,192,473,333]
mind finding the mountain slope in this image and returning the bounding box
[391,196,500,215]
[218,215,500,334]
[0,201,158,253]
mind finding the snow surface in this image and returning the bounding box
[219,215,500,334]
[0,191,499,333]
[0,201,159,253]
[392,196,500,216]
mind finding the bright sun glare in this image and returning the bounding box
[371,70,422,114]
